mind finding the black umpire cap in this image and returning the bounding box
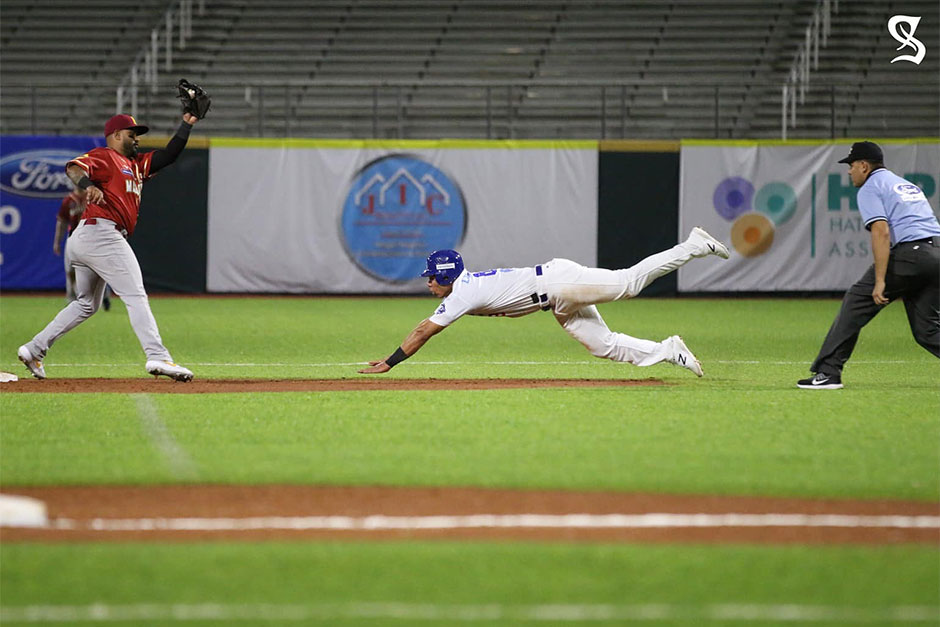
[838,141,884,164]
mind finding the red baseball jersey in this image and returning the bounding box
[67,147,155,236]
[56,193,85,233]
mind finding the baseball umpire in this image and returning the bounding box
[17,89,209,381]
[360,227,729,376]
[797,141,940,390]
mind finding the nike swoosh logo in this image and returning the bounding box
[708,244,716,252]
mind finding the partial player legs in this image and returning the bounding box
[810,267,884,376]
[555,306,665,363]
[811,242,940,374]
[63,246,76,302]
[903,281,940,358]
[65,266,77,302]
[617,227,729,298]
[83,234,173,363]
[546,228,727,314]
[554,305,701,375]
[23,264,107,360]
[902,242,940,358]
[616,242,698,298]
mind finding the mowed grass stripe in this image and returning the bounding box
[130,394,199,480]
[2,601,938,623]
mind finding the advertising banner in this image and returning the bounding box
[0,136,104,289]
[207,140,598,293]
[678,140,940,292]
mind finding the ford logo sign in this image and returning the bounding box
[0,149,77,198]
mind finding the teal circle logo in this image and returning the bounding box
[341,155,467,283]
[712,178,797,257]
[754,182,797,225]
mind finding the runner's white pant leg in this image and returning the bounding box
[617,241,699,298]
[75,226,173,362]
[555,305,672,366]
[544,243,698,314]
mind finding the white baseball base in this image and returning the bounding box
[0,494,48,528]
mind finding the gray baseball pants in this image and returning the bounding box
[24,219,173,362]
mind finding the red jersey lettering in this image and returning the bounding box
[67,148,154,236]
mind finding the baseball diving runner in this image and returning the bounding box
[17,112,198,381]
[360,227,730,375]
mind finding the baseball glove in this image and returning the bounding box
[177,78,211,119]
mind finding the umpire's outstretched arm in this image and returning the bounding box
[359,318,445,374]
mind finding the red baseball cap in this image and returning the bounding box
[104,114,149,137]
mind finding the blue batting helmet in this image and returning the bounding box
[421,249,464,285]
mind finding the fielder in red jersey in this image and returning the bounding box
[18,111,200,382]
[67,144,153,236]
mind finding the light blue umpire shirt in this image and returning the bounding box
[857,168,940,245]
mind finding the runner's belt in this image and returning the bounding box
[530,265,550,311]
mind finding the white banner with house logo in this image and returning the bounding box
[677,140,940,292]
[207,140,598,293]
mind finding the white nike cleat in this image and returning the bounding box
[146,360,194,382]
[688,226,730,259]
[17,345,46,380]
[668,335,703,377]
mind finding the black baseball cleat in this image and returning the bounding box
[797,373,843,390]
[103,296,111,311]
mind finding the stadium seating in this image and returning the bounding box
[0,0,169,134]
[1,0,937,138]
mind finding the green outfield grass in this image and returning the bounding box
[1,295,938,625]
[1,542,937,626]
[1,295,937,498]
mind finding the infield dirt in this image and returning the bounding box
[2,485,937,545]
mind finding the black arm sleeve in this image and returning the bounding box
[149,121,193,173]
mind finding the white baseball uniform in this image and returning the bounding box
[429,235,716,367]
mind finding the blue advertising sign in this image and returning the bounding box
[0,136,104,289]
[340,154,467,283]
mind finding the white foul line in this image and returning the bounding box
[1,602,937,623]
[43,513,940,532]
[20,359,932,368]
[131,394,198,480]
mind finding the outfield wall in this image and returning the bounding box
[1,137,936,294]
[206,139,597,294]
[678,140,940,292]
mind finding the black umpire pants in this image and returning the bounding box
[811,237,940,376]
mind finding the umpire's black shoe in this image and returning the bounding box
[797,373,843,390]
